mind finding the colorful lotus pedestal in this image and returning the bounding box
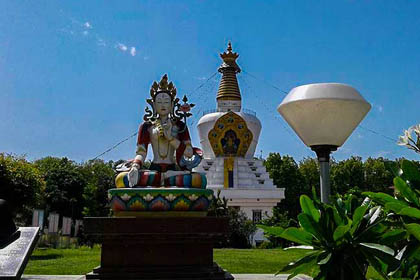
[108,188,214,217]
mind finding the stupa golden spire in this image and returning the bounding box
[216,42,242,101]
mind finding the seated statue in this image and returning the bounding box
[115,74,206,189]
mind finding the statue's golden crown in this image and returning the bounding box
[150,74,177,100]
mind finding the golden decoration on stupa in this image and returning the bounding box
[208,111,253,157]
[216,42,242,101]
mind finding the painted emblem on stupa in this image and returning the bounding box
[208,111,253,157]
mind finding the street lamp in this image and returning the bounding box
[277,83,371,203]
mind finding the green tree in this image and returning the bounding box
[81,159,115,217]
[34,157,86,219]
[363,157,394,194]
[264,153,307,219]
[299,157,320,195]
[330,156,364,195]
[0,153,45,224]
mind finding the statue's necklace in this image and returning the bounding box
[155,120,169,159]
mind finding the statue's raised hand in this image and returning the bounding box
[162,121,173,141]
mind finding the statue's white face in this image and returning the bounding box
[155,92,172,117]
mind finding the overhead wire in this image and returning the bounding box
[91,131,138,161]
[358,125,397,143]
[189,74,220,127]
[238,74,298,140]
[243,70,288,95]
[189,72,218,96]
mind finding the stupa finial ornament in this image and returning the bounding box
[219,42,241,73]
[227,41,233,52]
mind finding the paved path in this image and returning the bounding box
[22,274,312,280]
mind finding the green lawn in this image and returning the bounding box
[24,247,101,275]
[24,247,382,279]
[214,248,313,274]
[24,247,311,275]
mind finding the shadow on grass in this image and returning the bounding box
[30,254,63,260]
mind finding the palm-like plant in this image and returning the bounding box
[363,159,420,279]
[259,193,399,280]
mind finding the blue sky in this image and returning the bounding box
[1,1,419,162]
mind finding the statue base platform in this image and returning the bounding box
[84,216,234,280]
[113,211,207,217]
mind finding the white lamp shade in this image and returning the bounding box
[277,83,371,147]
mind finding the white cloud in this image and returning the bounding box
[115,43,137,57]
[84,22,92,29]
[130,47,136,56]
[116,43,128,52]
[63,18,141,57]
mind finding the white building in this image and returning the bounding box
[194,43,284,239]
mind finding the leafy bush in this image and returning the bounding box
[209,190,257,248]
[364,159,420,279]
[225,208,257,248]
[208,189,229,217]
[256,240,272,249]
[259,194,399,280]
[260,208,297,248]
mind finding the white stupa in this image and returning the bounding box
[194,43,284,226]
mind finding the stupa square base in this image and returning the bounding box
[84,216,233,280]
